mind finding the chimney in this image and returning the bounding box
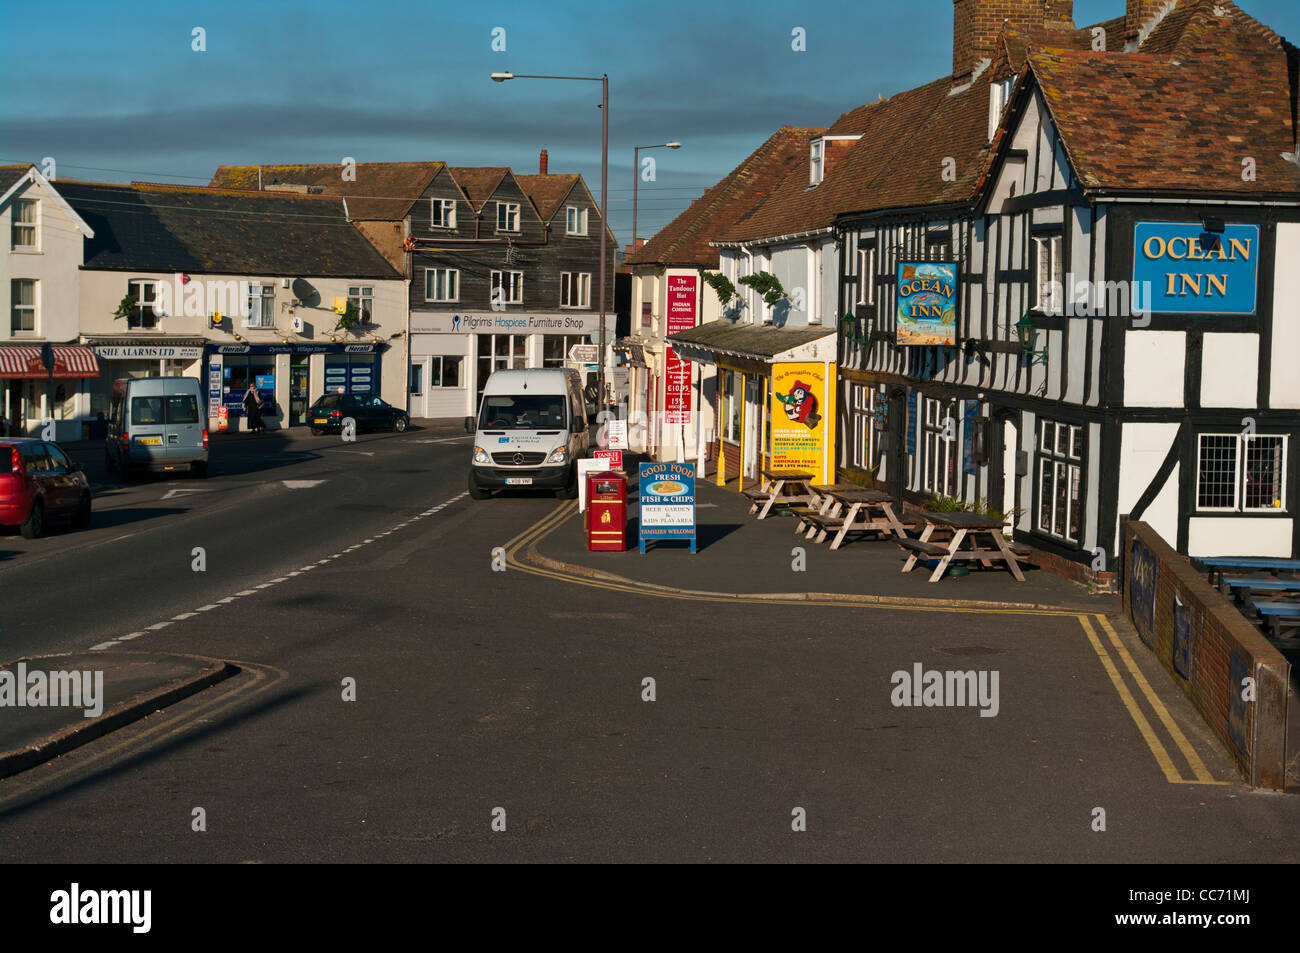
[539,149,548,175]
[1125,0,1167,45]
[951,0,1076,83]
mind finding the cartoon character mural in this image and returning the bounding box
[776,380,821,430]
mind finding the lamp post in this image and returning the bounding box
[632,141,681,250]
[492,70,611,412]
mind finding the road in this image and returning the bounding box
[1,426,1297,863]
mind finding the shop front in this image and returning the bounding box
[410,311,599,419]
[0,343,102,440]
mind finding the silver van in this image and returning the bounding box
[106,376,209,479]
[466,368,589,499]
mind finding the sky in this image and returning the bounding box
[1,0,1297,250]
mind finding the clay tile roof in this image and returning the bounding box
[515,173,580,221]
[56,180,401,278]
[0,165,30,194]
[208,162,443,221]
[626,126,824,267]
[1029,45,1300,196]
[1139,0,1288,55]
[446,167,511,212]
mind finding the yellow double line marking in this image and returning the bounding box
[504,502,1227,785]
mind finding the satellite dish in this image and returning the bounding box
[291,278,319,306]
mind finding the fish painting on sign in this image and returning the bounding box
[896,262,958,347]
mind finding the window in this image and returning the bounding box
[409,363,423,395]
[1037,419,1083,541]
[127,279,158,329]
[429,355,464,387]
[10,279,35,332]
[490,270,523,305]
[810,139,824,185]
[1033,234,1063,314]
[723,370,739,442]
[560,272,591,308]
[857,247,875,305]
[565,206,588,235]
[496,202,520,232]
[1197,434,1286,512]
[988,76,1015,141]
[425,268,459,302]
[850,384,873,469]
[245,283,275,327]
[922,397,959,496]
[11,198,37,249]
[431,198,456,229]
[347,286,374,324]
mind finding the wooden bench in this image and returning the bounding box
[1251,600,1300,638]
[800,512,845,541]
[896,539,951,557]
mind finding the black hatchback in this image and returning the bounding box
[308,393,409,434]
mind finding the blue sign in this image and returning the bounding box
[896,262,958,346]
[1132,222,1259,315]
[1173,594,1192,680]
[639,462,696,554]
[1128,537,1157,647]
[255,375,275,390]
[1228,652,1249,755]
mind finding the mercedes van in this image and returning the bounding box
[466,368,588,499]
[106,376,209,479]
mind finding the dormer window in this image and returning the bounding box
[809,139,824,186]
[988,76,1015,141]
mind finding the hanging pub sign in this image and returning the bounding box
[896,262,958,347]
[638,462,696,554]
[1132,222,1258,315]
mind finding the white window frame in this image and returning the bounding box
[850,384,872,469]
[11,198,38,251]
[857,246,875,305]
[989,76,1014,141]
[10,278,37,333]
[560,272,591,309]
[1196,433,1288,513]
[496,201,520,233]
[431,198,456,229]
[490,270,524,305]
[1036,419,1083,542]
[245,282,275,328]
[921,398,958,496]
[127,279,158,329]
[809,139,824,186]
[1033,234,1063,314]
[347,285,374,325]
[409,362,424,396]
[425,268,459,303]
[565,206,588,236]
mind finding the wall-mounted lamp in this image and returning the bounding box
[1199,215,1226,254]
[1015,313,1048,364]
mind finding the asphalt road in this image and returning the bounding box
[1,427,1297,863]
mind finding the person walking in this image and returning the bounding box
[243,381,264,433]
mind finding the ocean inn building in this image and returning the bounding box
[829,0,1300,582]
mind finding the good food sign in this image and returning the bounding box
[638,462,696,554]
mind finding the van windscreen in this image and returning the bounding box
[479,395,567,430]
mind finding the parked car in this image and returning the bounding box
[105,376,209,479]
[309,392,409,435]
[0,438,91,538]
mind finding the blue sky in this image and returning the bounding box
[2,0,1296,248]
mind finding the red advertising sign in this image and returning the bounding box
[665,275,697,425]
[593,449,623,470]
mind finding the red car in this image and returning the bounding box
[0,438,92,538]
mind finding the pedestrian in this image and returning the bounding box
[243,381,264,433]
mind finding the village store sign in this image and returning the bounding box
[1132,222,1259,315]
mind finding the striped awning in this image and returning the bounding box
[0,345,101,380]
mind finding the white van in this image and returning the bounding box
[466,368,589,499]
[106,376,209,479]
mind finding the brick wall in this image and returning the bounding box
[1122,521,1289,790]
[951,0,1077,81]
[1126,0,1168,42]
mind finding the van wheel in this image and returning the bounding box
[20,499,44,539]
[468,475,491,500]
[310,427,323,435]
[556,468,579,499]
[191,460,208,478]
[72,494,91,529]
[105,450,117,472]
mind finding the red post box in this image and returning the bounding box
[586,470,627,551]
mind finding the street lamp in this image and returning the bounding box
[492,69,612,412]
[632,141,681,250]
[1015,313,1048,364]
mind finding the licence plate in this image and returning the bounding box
[137,436,162,445]
[313,418,328,425]
[505,477,533,485]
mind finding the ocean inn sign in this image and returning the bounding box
[1131,222,1260,315]
[896,262,958,347]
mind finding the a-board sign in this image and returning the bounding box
[594,449,623,470]
[639,462,696,554]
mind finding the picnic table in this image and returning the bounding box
[1199,556,1300,586]
[801,487,911,550]
[896,510,1031,582]
[742,468,814,520]
[795,483,856,535]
